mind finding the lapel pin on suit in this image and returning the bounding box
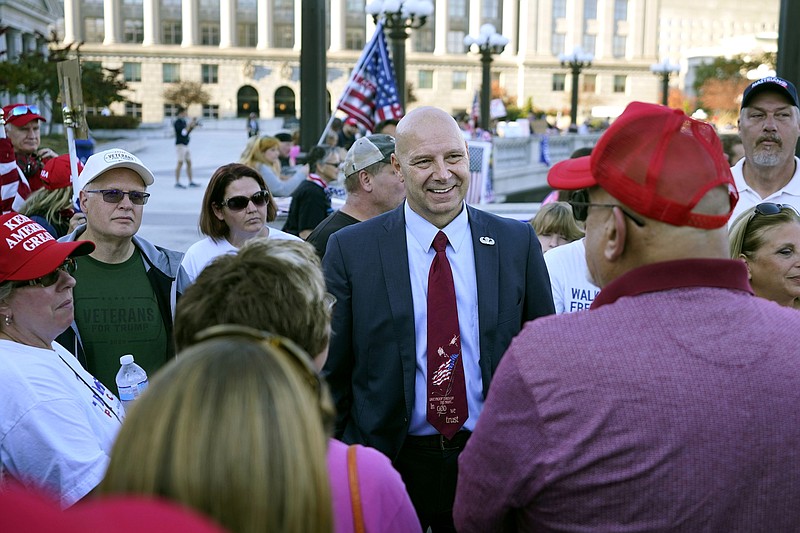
[479,236,495,246]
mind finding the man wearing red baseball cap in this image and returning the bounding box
[456,102,800,531]
[338,116,359,150]
[3,103,59,192]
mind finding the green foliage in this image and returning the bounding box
[82,65,129,109]
[693,53,776,94]
[162,81,211,108]
[86,114,141,129]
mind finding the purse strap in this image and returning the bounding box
[347,444,366,533]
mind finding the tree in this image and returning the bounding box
[162,82,211,109]
[693,53,776,119]
[0,28,128,132]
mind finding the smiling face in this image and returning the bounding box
[393,108,470,228]
[2,268,76,347]
[212,177,267,243]
[744,221,800,306]
[80,168,146,243]
[6,120,42,155]
[738,92,800,168]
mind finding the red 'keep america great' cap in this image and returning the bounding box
[547,101,738,229]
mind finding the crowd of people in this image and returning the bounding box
[2,75,800,532]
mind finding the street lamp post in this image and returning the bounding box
[559,47,593,129]
[650,59,680,107]
[366,0,434,110]
[464,24,509,132]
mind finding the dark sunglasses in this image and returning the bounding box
[193,324,321,396]
[754,202,795,217]
[13,258,77,289]
[86,189,151,205]
[9,105,41,117]
[568,189,646,227]
[219,190,270,211]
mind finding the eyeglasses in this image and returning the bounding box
[9,105,41,117]
[324,161,342,169]
[193,324,321,397]
[86,189,151,205]
[568,189,646,228]
[12,258,77,288]
[219,190,270,211]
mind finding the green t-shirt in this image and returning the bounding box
[73,248,168,390]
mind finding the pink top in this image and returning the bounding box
[327,439,421,533]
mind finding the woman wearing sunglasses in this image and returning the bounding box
[729,202,800,308]
[181,163,301,283]
[283,145,342,239]
[0,213,124,507]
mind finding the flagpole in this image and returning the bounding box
[317,22,385,146]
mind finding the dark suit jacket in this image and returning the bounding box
[322,204,554,459]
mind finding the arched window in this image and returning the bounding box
[237,86,259,117]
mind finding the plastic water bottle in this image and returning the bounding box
[115,354,149,413]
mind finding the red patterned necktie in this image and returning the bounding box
[426,231,468,439]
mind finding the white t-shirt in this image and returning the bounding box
[181,228,302,283]
[0,340,123,508]
[729,156,800,225]
[543,238,600,314]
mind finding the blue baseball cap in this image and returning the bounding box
[741,76,799,109]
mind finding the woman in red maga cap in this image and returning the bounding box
[0,213,123,508]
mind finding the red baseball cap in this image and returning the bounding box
[3,103,47,127]
[40,154,83,191]
[344,117,359,127]
[0,213,94,282]
[0,485,226,533]
[548,101,738,229]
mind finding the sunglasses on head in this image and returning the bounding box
[12,258,77,289]
[219,190,270,211]
[193,324,321,396]
[753,202,797,217]
[568,189,646,227]
[86,189,151,205]
[9,105,41,117]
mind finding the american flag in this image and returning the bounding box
[470,91,480,129]
[0,138,30,214]
[337,22,404,132]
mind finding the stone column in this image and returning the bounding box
[63,0,82,44]
[182,0,199,47]
[142,0,159,45]
[293,1,302,51]
[103,0,121,44]
[220,0,236,47]
[256,0,271,49]
[434,0,447,55]
[501,0,518,56]
[329,0,344,51]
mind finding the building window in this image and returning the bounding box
[201,64,219,84]
[202,104,220,119]
[582,73,596,93]
[452,71,467,90]
[418,70,434,89]
[553,0,567,18]
[447,31,466,54]
[125,102,143,119]
[551,33,565,56]
[84,18,104,43]
[273,0,294,48]
[449,0,467,18]
[584,0,598,19]
[582,34,596,55]
[613,75,627,93]
[614,0,628,21]
[163,63,180,83]
[345,28,365,50]
[612,35,626,58]
[201,23,220,45]
[123,19,144,43]
[123,62,142,82]
[164,104,181,118]
[162,21,182,44]
[237,23,257,47]
[413,27,434,52]
[552,73,566,92]
[482,0,500,19]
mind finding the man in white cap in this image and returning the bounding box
[730,76,800,222]
[307,134,405,257]
[58,148,188,390]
